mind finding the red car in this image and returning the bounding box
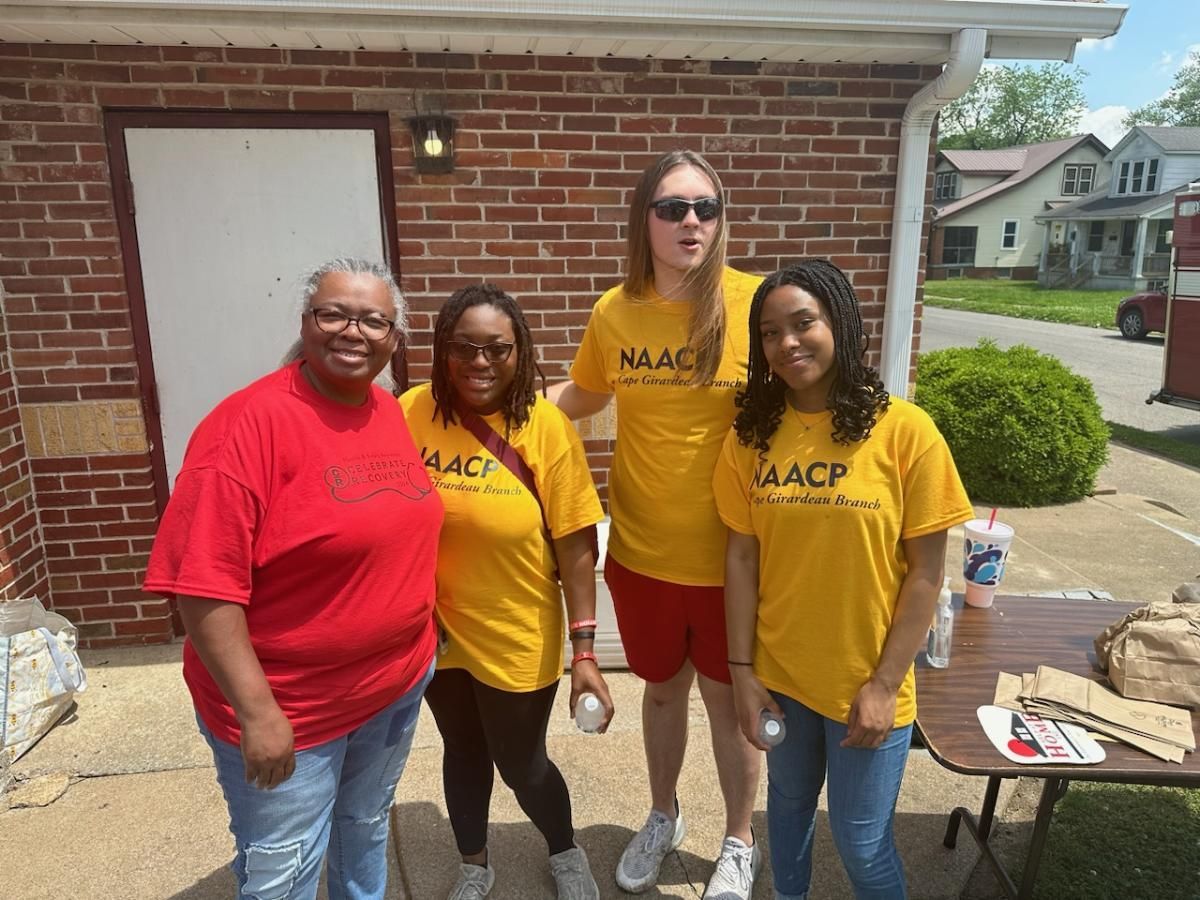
[1115,290,1166,339]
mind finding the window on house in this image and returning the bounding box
[1001,219,1019,249]
[934,171,959,201]
[1062,164,1097,196]
[1115,157,1162,195]
[942,226,977,266]
[1155,221,1171,254]
[1087,221,1105,252]
[1078,165,1095,194]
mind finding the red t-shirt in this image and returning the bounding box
[144,362,443,749]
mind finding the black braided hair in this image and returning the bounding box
[733,259,889,452]
[429,283,546,436]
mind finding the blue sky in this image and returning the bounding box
[999,0,1199,147]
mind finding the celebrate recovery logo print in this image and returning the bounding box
[324,454,433,503]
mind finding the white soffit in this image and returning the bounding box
[0,1,1127,63]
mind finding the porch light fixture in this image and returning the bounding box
[408,112,455,174]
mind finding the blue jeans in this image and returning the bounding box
[198,661,434,900]
[766,691,912,900]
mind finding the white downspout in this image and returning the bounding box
[879,28,987,397]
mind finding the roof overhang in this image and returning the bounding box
[0,0,1127,63]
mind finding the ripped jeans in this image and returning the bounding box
[198,660,433,900]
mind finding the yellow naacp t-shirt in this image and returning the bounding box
[400,385,604,692]
[712,398,973,727]
[569,267,762,586]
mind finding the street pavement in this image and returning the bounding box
[920,306,1200,445]
[3,447,1198,899]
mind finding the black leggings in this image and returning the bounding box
[423,667,575,856]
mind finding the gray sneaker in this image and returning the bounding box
[702,835,760,900]
[615,805,687,893]
[447,861,495,900]
[549,846,600,900]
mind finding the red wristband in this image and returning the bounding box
[572,651,597,666]
[569,618,597,631]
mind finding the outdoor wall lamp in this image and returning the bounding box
[408,112,455,174]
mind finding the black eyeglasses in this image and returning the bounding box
[446,340,515,363]
[310,308,396,341]
[650,196,723,223]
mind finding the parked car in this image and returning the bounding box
[1115,290,1166,339]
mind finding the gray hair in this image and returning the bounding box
[280,258,406,386]
[299,257,408,338]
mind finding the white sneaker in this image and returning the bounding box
[447,861,495,900]
[615,803,687,893]
[702,834,760,900]
[549,846,600,900]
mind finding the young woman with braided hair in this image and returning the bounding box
[401,283,612,900]
[713,259,973,900]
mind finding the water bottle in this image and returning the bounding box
[926,576,954,668]
[575,693,605,733]
[758,709,786,747]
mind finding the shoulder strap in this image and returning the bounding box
[456,406,551,537]
[455,405,599,567]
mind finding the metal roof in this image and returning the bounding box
[0,0,1127,62]
[939,148,1026,174]
[935,135,1108,221]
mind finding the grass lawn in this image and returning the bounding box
[1029,782,1200,898]
[923,279,1128,329]
[1107,422,1200,470]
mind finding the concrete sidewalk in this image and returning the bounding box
[3,444,1197,899]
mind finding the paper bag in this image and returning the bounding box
[1095,601,1200,710]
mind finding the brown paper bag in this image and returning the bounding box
[1094,601,1200,710]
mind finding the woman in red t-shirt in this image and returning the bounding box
[144,258,443,900]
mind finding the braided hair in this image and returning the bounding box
[429,283,545,435]
[733,259,889,453]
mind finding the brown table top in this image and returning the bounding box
[914,595,1200,788]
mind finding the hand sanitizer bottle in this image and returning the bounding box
[927,576,954,668]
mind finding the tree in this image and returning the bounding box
[937,63,1087,149]
[1125,49,1200,127]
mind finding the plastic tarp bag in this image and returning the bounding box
[1094,596,1200,711]
[1,597,88,769]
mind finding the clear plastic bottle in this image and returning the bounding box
[927,576,954,668]
[758,709,786,747]
[575,692,605,733]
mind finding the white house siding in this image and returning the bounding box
[960,173,1004,196]
[1104,133,1200,196]
[945,146,1109,272]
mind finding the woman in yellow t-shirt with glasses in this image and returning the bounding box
[401,283,613,900]
[551,150,764,900]
[714,259,973,900]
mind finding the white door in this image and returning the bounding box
[124,127,387,487]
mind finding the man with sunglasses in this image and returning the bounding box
[552,152,764,900]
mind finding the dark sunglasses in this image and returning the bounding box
[650,196,723,223]
[446,340,515,363]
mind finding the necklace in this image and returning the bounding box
[790,406,829,433]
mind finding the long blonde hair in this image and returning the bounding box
[623,150,730,386]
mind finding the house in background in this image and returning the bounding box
[1035,127,1200,291]
[927,134,1110,280]
[0,1,1126,645]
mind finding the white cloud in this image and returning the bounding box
[1079,105,1131,148]
[1078,36,1117,53]
[1157,51,1176,73]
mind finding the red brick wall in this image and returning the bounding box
[0,293,49,606]
[0,42,939,645]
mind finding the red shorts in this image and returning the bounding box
[605,554,731,685]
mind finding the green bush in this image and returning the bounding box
[914,340,1109,507]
